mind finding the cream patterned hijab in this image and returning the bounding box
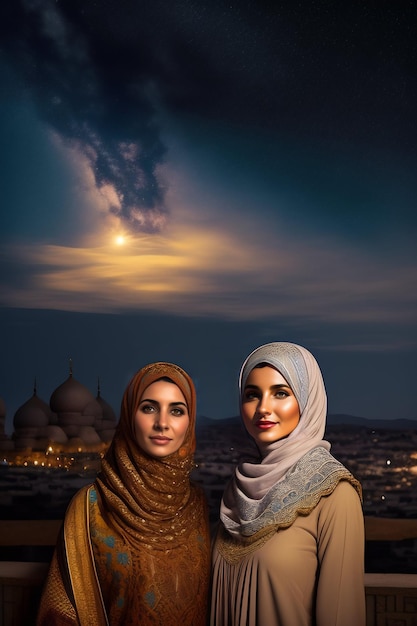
[220,342,361,541]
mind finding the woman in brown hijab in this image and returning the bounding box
[37,362,211,626]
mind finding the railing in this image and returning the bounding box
[1,518,417,626]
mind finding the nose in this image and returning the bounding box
[154,409,169,430]
[257,394,272,416]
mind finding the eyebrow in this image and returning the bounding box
[139,398,188,407]
[244,384,291,391]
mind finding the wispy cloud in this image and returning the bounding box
[2,209,416,332]
[1,0,167,233]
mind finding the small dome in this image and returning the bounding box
[14,394,50,429]
[100,419,118,431]
[59,412,95,427]
[45,425,68,445]
[83,399,103,418]
[50,375,95,413]
[96,395,117,423]
[78,426,101,445]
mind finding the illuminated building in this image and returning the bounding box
[4,363,117,455]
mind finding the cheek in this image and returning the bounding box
[177,417,190,440]
[133,413,146,437]
[283,400,300,422]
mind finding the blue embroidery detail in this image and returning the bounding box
[103,536,115,548]
[117,552,129,566]
[117,597,124,608]
[89,488,97,503]
[145,591,156,608]
[283,490,297,504]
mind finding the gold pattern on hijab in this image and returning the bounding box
[95,362,200,551]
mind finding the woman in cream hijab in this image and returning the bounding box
[211,342,365,626]
[38,362,210,626]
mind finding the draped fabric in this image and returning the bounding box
[95,362,200,550]
[37,486,107,626]
[220,342,360,540]
[37,362,211,626]
[217,447,362,560]
[212,343,365,625]
[212,481,366,626]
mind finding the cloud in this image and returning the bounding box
[1,205,416,341]
[1,0,415,243]
[1,0,415,356]
[0,0,167,233]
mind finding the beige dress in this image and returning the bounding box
[211,481,365,626]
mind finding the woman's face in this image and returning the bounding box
[134,380,190,458]
[241,365,300,445]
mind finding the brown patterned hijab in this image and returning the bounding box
[95,362,201,550]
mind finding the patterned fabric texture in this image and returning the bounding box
[221,342,360,539]
[217,447,362,563]
[37,362,211,626]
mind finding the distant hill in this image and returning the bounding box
[327,414,417,430]
[196,414,417,431]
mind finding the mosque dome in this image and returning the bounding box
[59,412,95,430]
[95,384,117,442]
[96,394,117,422]
[48,366,106,446]
[78,426,102,445]
[12,385,53,450]
[83,398,103,422]
[14,393,51,430]
[50,374,95,414]
[10,365,114,451]
[45,425,68,445]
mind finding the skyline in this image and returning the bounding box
[1,1,416,428]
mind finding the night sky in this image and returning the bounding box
[1,1,416,432]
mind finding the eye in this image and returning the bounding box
[171,407,186,417]
[243,390,259,402]
[274,389,289,399]
[140,403,156,413]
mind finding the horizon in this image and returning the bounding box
[1,306,416,434]
[0,332,417,437]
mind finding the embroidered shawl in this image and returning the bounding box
[38,362,210,626]
[220,343,362,548]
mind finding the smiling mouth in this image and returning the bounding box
[256,421,277,429]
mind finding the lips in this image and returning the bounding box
[256,421,277,430]
[149,436,172,444]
